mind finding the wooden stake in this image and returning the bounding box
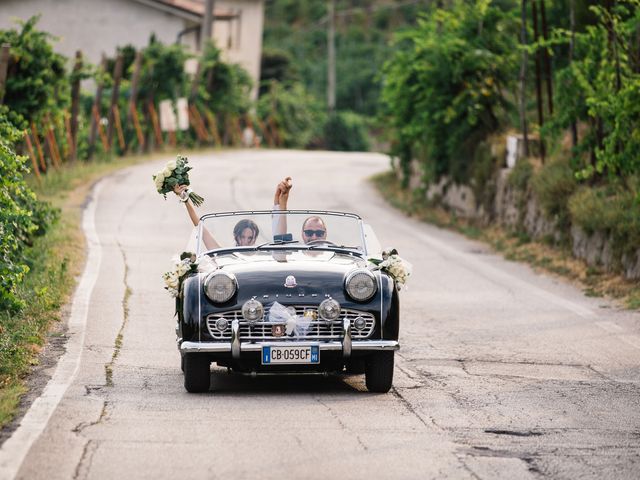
[24,130,41,181]
[69,50,82,162]
[0,44,10,104]
[204,109,222,146]
[148,102,163,146]
[107,54,124,149]
[64,111,75,161]
[188,105,208,141]
[233,116,243,146]
[128,51,142,121]
[195,107,211,141]
[129,103,145,148]
[93,105,110,152]
[257,117,273,147]
[89,55,108,158]
[31,122,46,172]
[268,116,281,147]
[44,125,60,170]
[112,104,126,151]
[44,114,62,168]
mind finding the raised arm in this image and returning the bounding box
[174,185,220,250]
[273,177,292,237]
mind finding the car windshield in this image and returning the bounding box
[194,210,366,255]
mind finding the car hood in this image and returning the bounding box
[206,249,371,304]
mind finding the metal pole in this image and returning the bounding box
[201,0,215,51]
[327,0,336,112]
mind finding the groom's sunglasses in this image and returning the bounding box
[303,229,326,237]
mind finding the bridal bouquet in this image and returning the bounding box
[369,248,412,290]
[153,155,204,207]
[162,252,198,298]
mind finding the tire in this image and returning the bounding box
[180,354,185,372]
[365,351,394,393]
[183,354,211,393]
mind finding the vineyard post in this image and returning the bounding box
[89,55,108,158]
[128,51,145,150]
[107,53,124,151]
[0,44,9,104]
[69,50,82,162]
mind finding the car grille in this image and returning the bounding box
[206,306,375,341]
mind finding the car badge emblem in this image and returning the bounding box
[272,324,285,337]
[284,275,297,288]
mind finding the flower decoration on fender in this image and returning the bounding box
[162,252,198,298]
[369,248,412,290]
[153,155,204,207]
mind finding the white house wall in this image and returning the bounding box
[0,0,192,67]
[212,0,264,99]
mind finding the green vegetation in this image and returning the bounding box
[380,2,518,181]
[0,16,68,126]
[256,82,325,148]
[261,0,423,150]
[0,148,178,428]
[0,108,57,312]
[379,0,640,277]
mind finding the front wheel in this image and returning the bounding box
[184,354,211,393]
[365,351,394,393]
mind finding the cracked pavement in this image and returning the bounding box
[6,150,640,479]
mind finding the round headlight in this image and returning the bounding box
[345,269,377,302]
[318,298,341,322]
[242,298,264,324]
[204,271,237,303]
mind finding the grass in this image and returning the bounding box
[371,170,640,309]
[0,148,200,429]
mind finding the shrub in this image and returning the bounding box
[532,158,577,227]
[569,181,640,256]
[0,109,57,312]
[322,111,370,152]
[507,158,533,191]
[379,2,518,183]
[257,81,325,148]
[0,16,69,123]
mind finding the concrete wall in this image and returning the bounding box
[0,0,193,66]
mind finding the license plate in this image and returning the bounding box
[262,345,320,365]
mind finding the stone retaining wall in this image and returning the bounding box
[403,158,640,280]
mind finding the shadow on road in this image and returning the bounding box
[204,367,366,395]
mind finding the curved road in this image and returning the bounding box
[1,150,639,479]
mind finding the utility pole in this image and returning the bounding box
[327,0,336,113]
[201,0,215,51]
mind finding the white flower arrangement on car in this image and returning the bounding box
[162,252,199,298]
[369,248,412,290]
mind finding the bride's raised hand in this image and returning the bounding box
[173,184,189,202]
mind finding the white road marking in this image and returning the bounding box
[596,321,624,333]
[0,181,103,479]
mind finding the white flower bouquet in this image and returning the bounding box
[162,252,198,298]
[153,155,204,207]
[369,248,412,290]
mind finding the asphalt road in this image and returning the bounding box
[1,150,639,479]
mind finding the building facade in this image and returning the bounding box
[0,0,264,97]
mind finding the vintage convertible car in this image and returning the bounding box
[177,210,400,393]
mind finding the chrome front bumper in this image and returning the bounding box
[180,319,399,358]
